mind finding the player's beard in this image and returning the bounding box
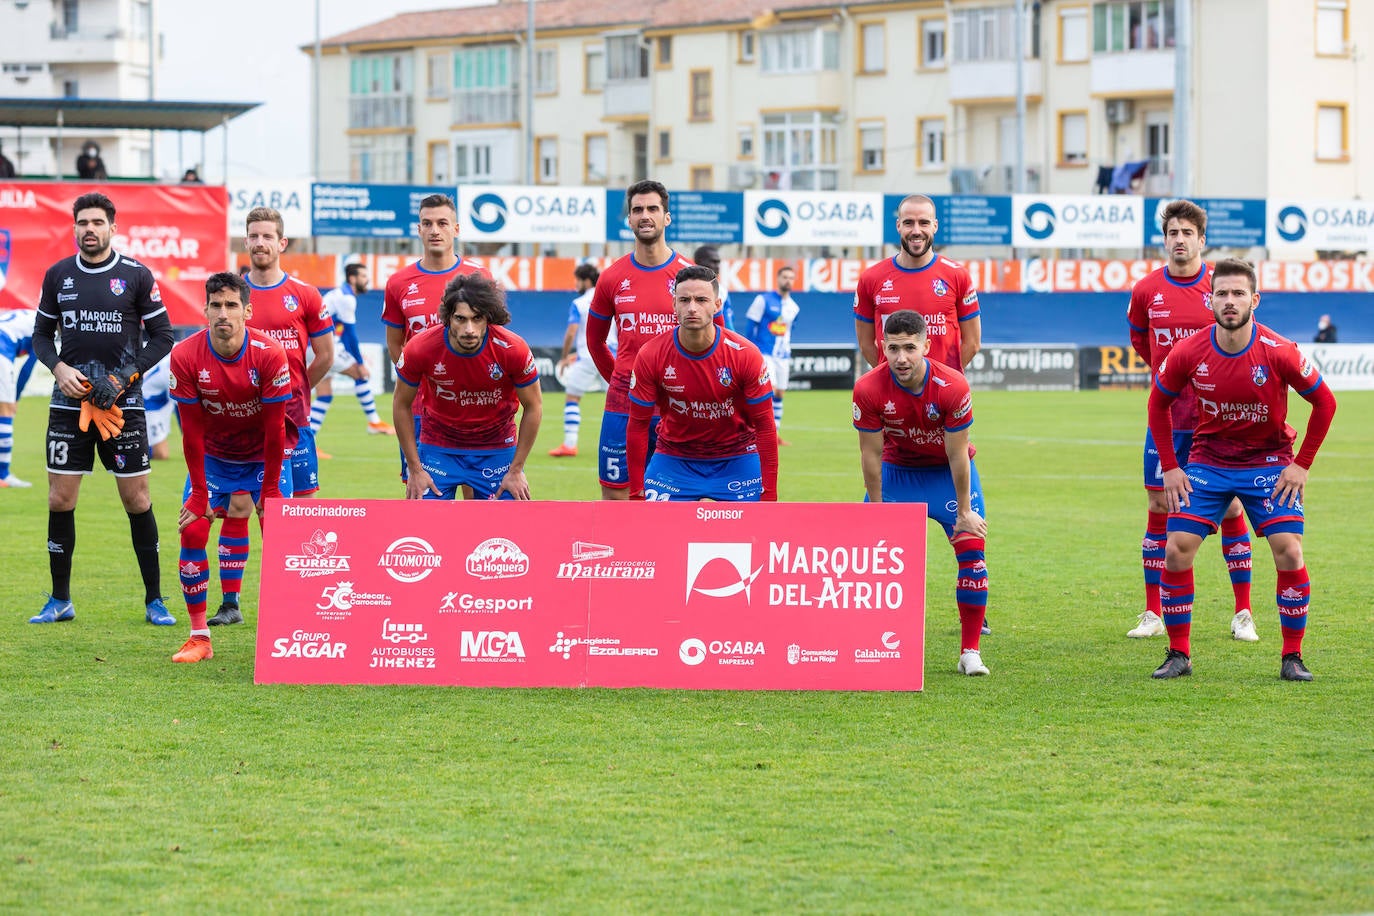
[901,234,932,261]
[250,248,277,270]
[79,231,112,260]
[1217,307,1252,331]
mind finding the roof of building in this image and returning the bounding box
[0,97,260,132]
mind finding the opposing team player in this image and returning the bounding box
[29,192,175,625]
[393,274,541,501]
[743,265,800,444]
[550,262,613,457]
[382,194,490,481]
[1,307,38,487]
[1126,200,1255,641]
[852,309,990,676]
[141,353,173,460]
[585,180,698,499]
[627,265,777,502]
[168,272,293,663]
[1146,258,1336,681]
[311,262,393,437]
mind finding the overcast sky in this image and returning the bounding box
[154,0,483,182]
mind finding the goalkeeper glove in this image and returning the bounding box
[87,364,141,410]
[78,400,125,441]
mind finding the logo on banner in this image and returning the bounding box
[854,631,902,663]
[0,189,37,208]
[786,644,839,665]
[284,529,351,578]
[1274,205,1308,242]
[470,193,508,232]
[1022,202,1056,241]
[549,631,659,660]
[754,199,791,238]
[557,540,656,581]
[678,637,766,667]
[466,537,530,580]
[315,581,391,619]
[381,619,428,644]
[686,543,763,602]
[270,629,347,659]
[459,630,526,662]
[378,536,442,583]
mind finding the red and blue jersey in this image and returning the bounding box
[168,328,294,463]
[395,323,538,450]
[382,257,490,343]
[1127,263,1213,431]
[1155,322,1323,468]
[246,274,331,429]
[854,255,979,372]
[629,328,773,460]
[852,358,974,468]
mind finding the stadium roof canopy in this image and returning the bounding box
[0,97,260,132]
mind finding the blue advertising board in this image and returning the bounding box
[883,194,1014,247]
[312,184,454,238]
[1145,197,1266,248]
[605,189,744,245]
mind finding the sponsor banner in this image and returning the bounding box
[256,501,926,690]
[1145,197,1266,249]
[743,191,885,247]
[312,183,454,238]
[883,195,1014,247]
[460,184,603,244]
[965,345,1079,391]
[1296,343,1374,391]
[1268,198,1374,252]
[229,179,312,239]
[607,190,744,245]
[1078,344,1152,390]
[1012,194,1144,249]
[0,181,229,325]
[787,345,860,391]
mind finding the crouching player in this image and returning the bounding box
[393,274,542,500]
[167,272,292,663]
[627,265,778,502]
[1147,258,1336,681]
[852,309,990,676]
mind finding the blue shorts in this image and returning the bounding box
[880,460,986,539]
[184,454,293,514]
[644,452,763,501]
[600,410,658,489]
[1144,428,1195,490]
[291,426,320,495]
[1169,463,1304,538]
[418,442,516,500]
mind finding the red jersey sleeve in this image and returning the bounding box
[954,266,980,321]
[301,286,333,340]
[853,271,876,323]
[501,333,540,388]
[381,275,405,329]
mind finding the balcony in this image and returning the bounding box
[603,77,649,119]
[949,164,1041,194]
[44,24,141,64]
[349,94,413,130]
[947,59,1041,103]
[1090,49,1174,97]
[451,87,520,126]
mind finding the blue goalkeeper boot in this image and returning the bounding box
[145,597,176,626]
[30,596,75,624]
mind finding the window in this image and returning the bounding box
[454,143,493,182]
[537,136,559,183]
[656,129,671,162]
[859,22,885,73]
[739,31,757,62]
[63,78,79,98]
[760,27,841,74]
[584,44,605,92]
[657,36,673,68]
[690,69,712,120]
[1092,1,1176,52]
[427,53,451,99]
[690,166,713,190]
[919,18,946,69]
[1145,111,1171,176]
[738,124,755,159]
[1316,1,1349,56]
[858,120,885,172]
[451,46,517,124]
[1316,103,1348,160]
[349,54,415,128]
[131,0,150,41]
[1058,111,1088,164]
[1059,6,1089,62]
[429,141,450,182]
[761,110,840,190]
[534,47,557,94]
[918,117,946,168]
[951,5,1040,61]
[607,34,650,81]
[633,132,648,181]
[350,134,413,182]
[585,134,608,184]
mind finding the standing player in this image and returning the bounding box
[1126,200,1255,641]
[744,265,800,445]
[854,194,981,373]
[853,309,990,676]
[393,274,542,501]
[1,307,39,487]
[550,262,612,458]
[585,180,697,499]
[383,194,490,481]
[311,262,392,438]
[168,272,293,663]
[1147,258,1336,681]
[28,192,175,625]
[627,265,778,502]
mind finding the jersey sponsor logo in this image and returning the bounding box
[852,402,862,422]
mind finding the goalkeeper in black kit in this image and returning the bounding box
[28,192,177,626]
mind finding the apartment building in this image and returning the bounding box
[0,0,158,177]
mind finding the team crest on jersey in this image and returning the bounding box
[1251,365,1269,386]
[282,295,299,312]
[109,278,127,296]
[489,363,503,380]
[249,368,260,386]
[717,366,733,387]
[926,403,941,420]
[932,279,948,297]
[667,277,677,296]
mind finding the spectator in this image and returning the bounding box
[1314,314,1337,343]
[0,142,16,179]
[75,143,108,180]
[181,168,203,184]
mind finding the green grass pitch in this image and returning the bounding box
[1,388,1371,912]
